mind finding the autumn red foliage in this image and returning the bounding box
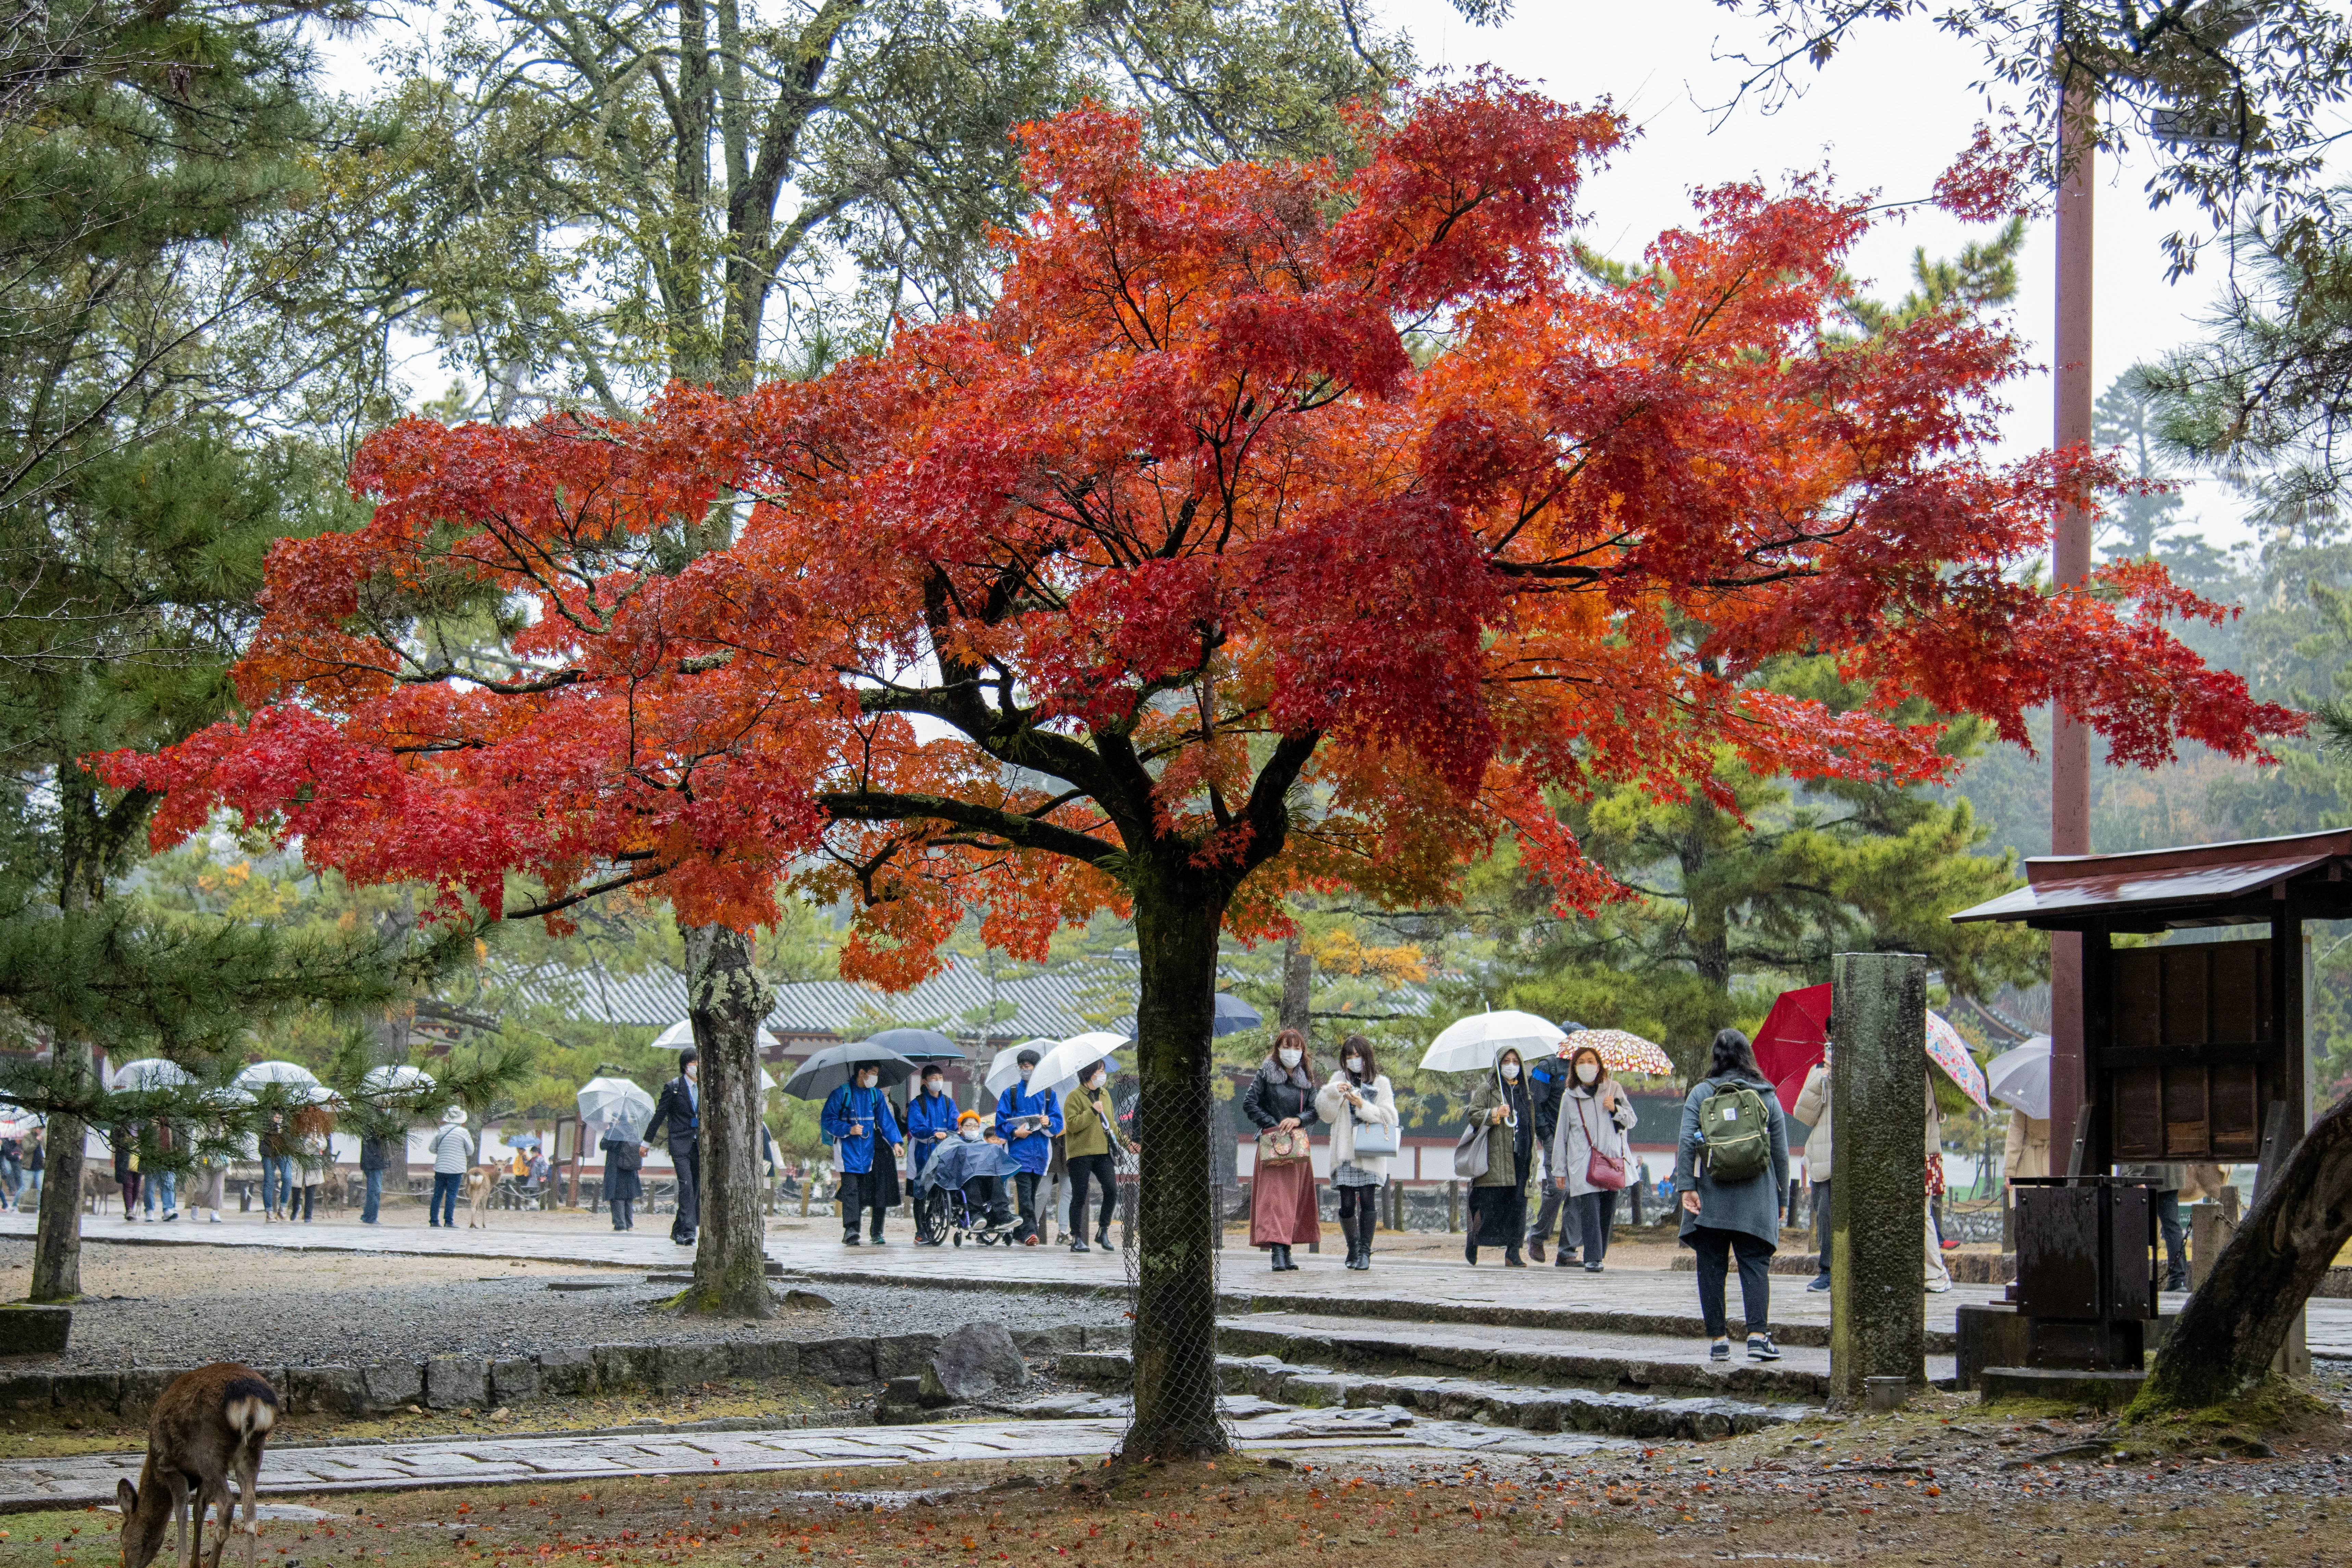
[104,75,2298,1455]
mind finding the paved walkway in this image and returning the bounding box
[0,1409,1615,1513]
[11,1211,2346,1354]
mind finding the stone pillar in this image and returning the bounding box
[1829,951,1928,1402]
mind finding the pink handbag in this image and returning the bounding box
[1576,1096,1629,1190]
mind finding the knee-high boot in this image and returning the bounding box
[1335,1209,1358,1271]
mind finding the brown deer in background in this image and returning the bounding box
[115,1362,278,1568]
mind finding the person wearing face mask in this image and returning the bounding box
[642,1049,705,1247]
[821,1063,906,1245]
[1314,1035,1398,1270]
[1060,1059,1132,1253]
[1523,1026,1588,1263]
[994,1047,1063,1244]
[1789,1042,1834,1292]
[1552,1045,1638,1270]
[906,1065,959,1245]
[916,1110,1019,1237]
[1464,1048,1534,1266]
[1244,1028,1323,1270]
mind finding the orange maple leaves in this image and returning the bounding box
[103,75,2298,982]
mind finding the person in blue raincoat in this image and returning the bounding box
[822,1065,904,1246]
[905,1063,960,1246]
[994,1047,1062,1244]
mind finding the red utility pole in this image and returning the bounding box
[2048,81,2096,1161]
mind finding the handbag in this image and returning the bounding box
[1453,1119,1490,1180]
[1575,1095,1629,1191]
[1256,1126,1311,1166]
[1351,1117,1400,1159]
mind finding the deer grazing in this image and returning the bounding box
[115,1363,278,1568]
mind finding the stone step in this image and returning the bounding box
[1052,1350,1809,1442]
[1214,1315,1829,1401]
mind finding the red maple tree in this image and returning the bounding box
[107,76,2297,1453]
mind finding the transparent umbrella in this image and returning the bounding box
[233,1060,330,1104]
[1028,1033,1130,1101]
[110,1059,195,1092]
[1418,1011,1566,1073]
[359,1065,437,1097]
[650,1019,781,1051]
[577,1077,657,1142]
[985,1038,1064,1097]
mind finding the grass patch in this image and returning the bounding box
[2117,1372,2345,1458]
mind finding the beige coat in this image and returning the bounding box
[1790,1063,1831,1174]
[1314,1072,1399,1178]
[2003,1110,2051,1181]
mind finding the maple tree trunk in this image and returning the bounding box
[1121,876,1228,1462]
[28,1036,89,1301]
[2136,1092,2352,1413]
[680,921,775,1319]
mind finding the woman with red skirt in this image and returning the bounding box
[1245,1028,1323,1271]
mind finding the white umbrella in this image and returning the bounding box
[986,1038,1064,1097]
[233,1060,329,1103]
[1028,1032,1130,1101]
[1986,1035,2052,1121]
[650,1018,782,1051]
[110,1058,194,1092]
[1419,1010,1566,1073]
[361,1064,437,1095]
[577,1076,657,1141]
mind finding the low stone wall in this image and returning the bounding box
[0,1322,1132,1422]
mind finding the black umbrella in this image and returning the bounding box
[862,1027,965,1061]
[782,1041,919,1101]
[1212,992,1263,1037]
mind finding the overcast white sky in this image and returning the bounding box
[1394,0,2268,555]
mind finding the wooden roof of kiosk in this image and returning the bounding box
[1951,830,2352,1177]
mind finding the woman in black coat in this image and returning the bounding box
[602,1125,645,1231]
[1243,1028,1323,1271]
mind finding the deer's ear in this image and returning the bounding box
[117,1478,137,1514]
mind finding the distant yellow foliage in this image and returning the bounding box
[1306,930,1427,985]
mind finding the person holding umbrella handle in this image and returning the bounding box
[822,1065,905,1245]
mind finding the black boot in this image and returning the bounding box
[1335,1210,1357,1271]
[1096,1224,1113,1250]
[1464,1235,1478,1266]
[1269,1243,1292,1271]
[1353,1218,1372,1270]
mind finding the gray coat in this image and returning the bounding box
[1673,1074,1791,1249]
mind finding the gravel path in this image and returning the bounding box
[0,1239,1128,1372]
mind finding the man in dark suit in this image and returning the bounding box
[643,1049,702,1247]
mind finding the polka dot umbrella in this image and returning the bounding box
[1568,1028,1674,1078]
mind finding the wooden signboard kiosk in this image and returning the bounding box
[1949,829,2345,1393]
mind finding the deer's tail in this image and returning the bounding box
[220,1377,279,1453]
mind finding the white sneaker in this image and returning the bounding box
[208,1214,222,1224]
[1924,1279,1952,1293]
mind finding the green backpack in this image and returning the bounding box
[1697,1082,1773,1183]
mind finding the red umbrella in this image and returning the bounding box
[1752,983,1831,1114]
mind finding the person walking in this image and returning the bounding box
[643,1050,704,1247]
[1790,1047,1833,1292]
[1464,1049,1534,1266]
[1061,1059,1130,1253]
[1244,1029,1322,1271]
[142,1119,179,1222]
[994,1047,1063,1245]
[906,1065,959,1245]
[112,1121,143,1221]
[24,1127,42,1203]
[0,1130,20,1211]
[1922,1077,1952,1293]
[358,1124,394,1225]
[822,1064,904,1245]
[601,1119,646,1231]
[1554,1043,1637,1270]
[1674,1027,1790,1363]
[189,1139,228,1224]
[1523,1025,1585,1263]
[427,1107,472,1228]
[1315,1034,1398,1271]
[289,1108,330,1224]
[258,1108,296,1222]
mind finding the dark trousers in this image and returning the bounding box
[1528,1178,1583,1251]
[1809,1180,1832,1275]
[1688,1225,1774,1338]
[120,1171,141,1212]
[1066,1153,1116,1239]
[2157,1190,2187,1288]
[839,1169,886,1239]
[612,1197,635,1230]
[1012,1169,1042,1241]
[1573,1188,1617,1264]
[670,1143,700,1242]
[430,1172,461,1226]
[361,1168,384,1224]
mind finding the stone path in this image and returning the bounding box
[0,1409,1619,1513]
[12,1212,2345,1353]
